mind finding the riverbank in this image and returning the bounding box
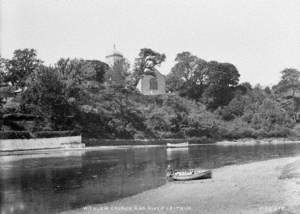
[84,137,300,147]
[0,135,84,151]
[217,137,300,146]
[83,137,215,147]
[62,157,300,214]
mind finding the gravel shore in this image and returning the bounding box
[62,157,300,214]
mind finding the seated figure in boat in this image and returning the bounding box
[166,165,174,177]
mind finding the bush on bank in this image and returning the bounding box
[0,130,80,139]
[74,90,295,140]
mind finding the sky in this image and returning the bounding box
[1,0,300,86]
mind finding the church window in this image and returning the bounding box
[149,77,158,90]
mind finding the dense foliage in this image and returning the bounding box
[166,52,240,109]
[128,48,166,88]
[0,48,299,140]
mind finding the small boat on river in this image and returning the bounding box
[167,166,212,181]
[166,142,189,148]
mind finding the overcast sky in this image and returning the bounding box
[1,0,300,86]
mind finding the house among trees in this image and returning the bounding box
[105,45,166,95]
[136,69,166,95]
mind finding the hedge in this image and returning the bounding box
[0,131,32,139]
[0,130,80,139]
[34,130,80,138]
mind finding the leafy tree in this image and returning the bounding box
[0,58,7,82]
[22,66,76,130]
[165,72,185,93]
[234,82,252,95]
[96,87,147,138]
[87,60,109,83]
[129,48,166,87]
[166,52,208,99]
[167,53,240,105]
[218,94,249,120]
[0,58,7,107]
[55,58,109,100]
[56,58,108,84]
[240,82,252,90]
[251,98,293,132]
[5,49,42,88]
[273,68,300,98]
[264,86,272,94]
[202,61,240,109]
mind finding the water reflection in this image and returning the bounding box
[0,147,167,214]
[1,143,300,213]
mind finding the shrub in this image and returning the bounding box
[0,131,32,139]
[34,130,80,138]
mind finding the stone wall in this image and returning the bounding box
[0,136,84,151]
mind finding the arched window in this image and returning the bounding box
[149,77,158,90]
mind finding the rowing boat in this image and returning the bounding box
[168,169,212,181]
[166,142,188,148]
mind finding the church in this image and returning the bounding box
[105,46,166,95]
[136,69,166,95]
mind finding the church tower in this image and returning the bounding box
[105,45,128,87]
[105,44,124,67]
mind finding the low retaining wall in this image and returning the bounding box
[0,136,84,151]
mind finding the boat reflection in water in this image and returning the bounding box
[166,146,192,170]
[166,147,189,160]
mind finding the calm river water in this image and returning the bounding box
[1,142,300,213]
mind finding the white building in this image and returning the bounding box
[136,69,166,95]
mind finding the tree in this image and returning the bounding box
[273,68,300,98]
[86,60,109,83]
[22,66,77,130]
[165,73,185,93]
[129,48,166,88]
[0,58,10,111]
[234,82,252,95]
[0,58,7,83]
[96,87,146,138]
[56,58,108,84]
[166,52,208,99]
[5,49,42,88]
[251,98,293,132]
[264,86,272,94]
[55,58,109,100]
[202,61,240,109]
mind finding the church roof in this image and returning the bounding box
[144,68,166,78]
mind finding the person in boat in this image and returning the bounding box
[167,165,174,177]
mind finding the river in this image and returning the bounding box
[1,142,300,214]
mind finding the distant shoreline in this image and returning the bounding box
[0,135,84,152]
[216,137,300,146]
[1,137,300,153]
[84,137,300,147]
